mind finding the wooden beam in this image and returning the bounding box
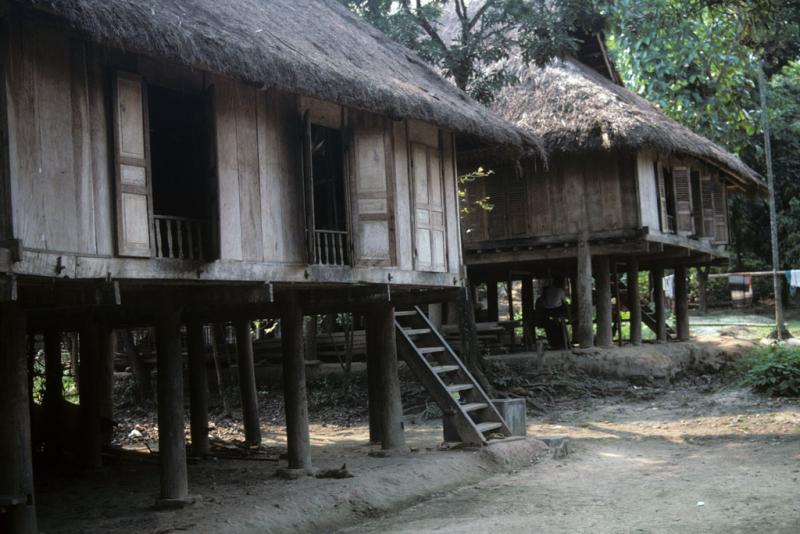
[154,305,189,503]
[627,258,642,345]
[235,319,260,446]
[279,291,312,472]
[0,303,37,533]
[187,320,210,457]
[675,265,690,341]
[595,257,613,347]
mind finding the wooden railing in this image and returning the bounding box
[312,229,349,266]
[154,215,205,260]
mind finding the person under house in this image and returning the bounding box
[535,277,570,349]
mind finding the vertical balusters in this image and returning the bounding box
[154,219,163,258]
[165,219,174,258]
[176,219,185,259]
[337,233,343,265]
[186,221,195,260]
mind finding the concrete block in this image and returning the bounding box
[492,398,527,437]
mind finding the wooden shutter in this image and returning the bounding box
[713,180,729,244]
[655,163,669,232]
[113,72,153,257]
[411,143,447,272]
[508,174,528,236]
[301,110,315,262]
[700,174,716,238]
[351,119,394,266]
[672,166,694,235]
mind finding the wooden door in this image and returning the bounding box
[412,143,447,272]
[713,180,729,244]
[655,162,669,233]
[351,119,394,266]
[112,72,153,257]
[672,166,695,235]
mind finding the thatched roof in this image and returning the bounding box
[16,0,543,154]
[494,58,763,187]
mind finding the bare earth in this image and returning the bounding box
[340,386,800,534]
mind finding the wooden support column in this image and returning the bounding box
[235,319,261,445]
[576,235,594,348]
[303,316,318,362]
[79,320,103,469]
[280,292,312,472]
[0,303,38,534]
[366,315,382,444]
[155,307,189,503]
[653,267,667,342]
[97,323,114,447]
[675,265,690,341]
[187,320,210,457]
[44,327,63,455]
[627,259,642,345]
[521,277,535,348]
[427,303,443,332]
[595,257,613,347]
[486,280,499,322]
[366,303,406,451]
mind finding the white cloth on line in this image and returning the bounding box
[790,269,800,288]
[663,274,675,300]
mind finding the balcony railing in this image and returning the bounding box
[154,215,206,260]
[312,229,349,266]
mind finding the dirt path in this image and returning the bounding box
[340,386,800,533]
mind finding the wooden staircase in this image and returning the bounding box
[394,307,511,445]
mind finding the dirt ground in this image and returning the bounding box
[340,384,800,533]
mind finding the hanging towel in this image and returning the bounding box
[786,269,800,297]
[663,274,674,300]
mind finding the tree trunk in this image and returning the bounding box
[456,286,493,395]
[121,330,153,404]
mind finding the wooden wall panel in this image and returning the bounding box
[441,132,461,274]
[70,41,96,254]
[214,76,243,261]
[636,150,660,230]
[393,121,414,271]
[619,154,640,229]
[87,48,114,255]
[235,85,263,261]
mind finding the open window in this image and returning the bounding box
[655,163,677,233]
[672,166,694,235]
[302,113,350,266]
[112,72,214,260]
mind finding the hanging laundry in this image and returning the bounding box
[663,274,674,300]
[729,274,753,307]
[785,270,800,297]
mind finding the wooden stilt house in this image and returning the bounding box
[0,1,540,530]
[459,41,765,349]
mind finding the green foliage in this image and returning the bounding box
[737,345,800,397]
[458,166,494,216]
[342,0,607,102]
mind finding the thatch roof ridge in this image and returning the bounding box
[494,58,762,186]
[17,0,543,155]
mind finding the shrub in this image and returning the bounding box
[737,345,800,397]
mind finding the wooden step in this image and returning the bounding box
[431,365,459,374]
[418,346,445,354]
[447,383,473,393]
[476,422,503,433]
[394,310,418,317]
[403,328,431,336]
[461,402,488,413]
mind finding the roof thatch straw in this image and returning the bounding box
[16,0,543,155]
[494,58,762,187]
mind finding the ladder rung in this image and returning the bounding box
[419,346,445,354]
[395,310,418,317]
[476,422,502,433]
[403,328,431,336]
[447,383,473,393]
[461,402,488,413]
[431,365,459,374]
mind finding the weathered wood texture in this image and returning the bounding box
[576,234,593,348]
[187,320,210,457]
[627,258,642,345]
[0,303,37,534]
[280,292,312,471]
[595,256,613,347]
[235,319,261,445]
[674,265,690,341]
[652,267,667,342]
[367,303,406,451]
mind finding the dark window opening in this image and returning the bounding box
[690,169,702,236]
[662,166,676,233]
[148,85,213,260]
[310,124,349,265]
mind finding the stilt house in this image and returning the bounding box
[0,1,540,530]
[459,42,764,349]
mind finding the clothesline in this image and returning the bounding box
[708,270,799,278]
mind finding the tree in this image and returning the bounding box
[344,0,607,102]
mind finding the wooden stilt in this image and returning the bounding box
[521,277,535,349]
[366,315,382,444]
[155,307,189,503]
[97,323,114,447]
[187,320,210,457]
[235,319,261,446]
[427,303,443,332]
[44,328,63,455]
[303,316,318,362]
[653,267,667,342]
[486,280,499,322]
[576,234,594,348]
[280,292,312,472]
[675,266,690,341]
[627,259,642,345]
[595,256,613,347]
[0,303,38,534]
[79,320,103,469]
[367,303,406,451]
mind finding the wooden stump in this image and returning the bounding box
[187,320,210,457]
[0,303,38,534]
[235,319,261,446]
